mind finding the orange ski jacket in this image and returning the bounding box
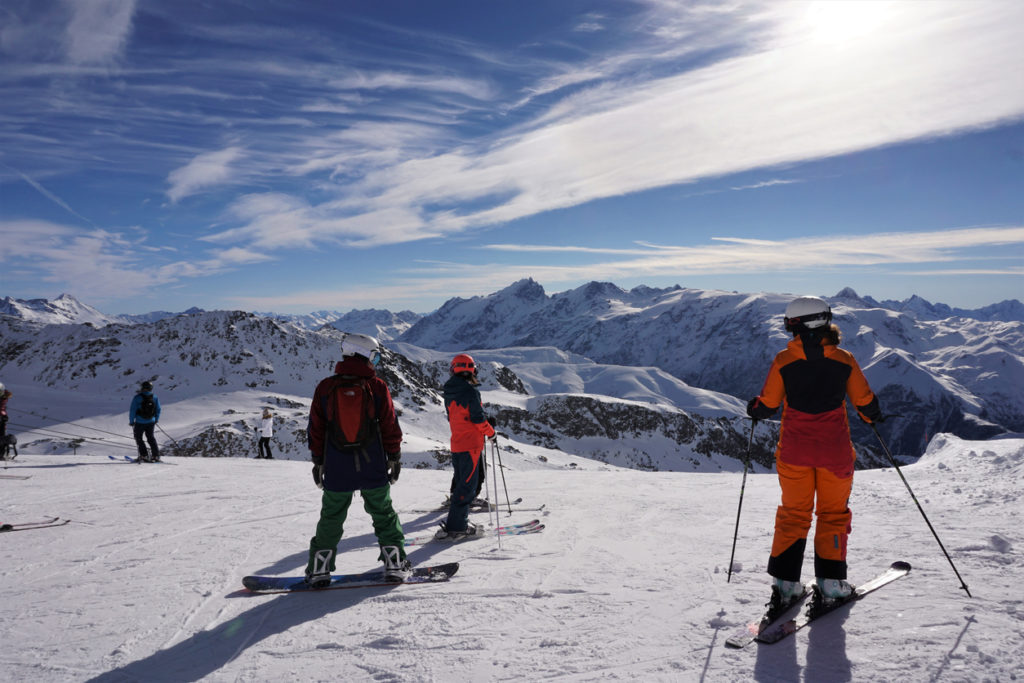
[754,336,876,475]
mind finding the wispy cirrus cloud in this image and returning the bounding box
[204,1,1024,251]
[0,218,270,300]
[63,0,137,64]
[227,224,1024,311]
[481,225,1024,276]
[166,146,245,203]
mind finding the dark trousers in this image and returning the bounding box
[133,423,160,460]
[258,437,273,459]
[445,451,481,533]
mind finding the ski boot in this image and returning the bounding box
[809,577,855,616]
[433,521,480,542]
[764,577,804,623]
[305,548,334,589]
[381,546,413,582]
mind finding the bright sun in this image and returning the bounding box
[799,0,895,45]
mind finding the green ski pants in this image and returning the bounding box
[306,485,406,574]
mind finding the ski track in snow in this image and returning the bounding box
[0,434,1022,681]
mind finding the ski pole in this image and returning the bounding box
[492,438,513,515]
[870,423,971,597]
[489,439,502,549]
[727,419,757,583]
[157,424,180,455]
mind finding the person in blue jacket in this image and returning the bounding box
[129,381,161,462]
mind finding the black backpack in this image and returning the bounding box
[137,394,157,420]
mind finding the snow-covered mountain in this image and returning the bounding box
[0,294,131,326]
[122,306,206,324]
[0,294,205,326]
[399,279,1024,455]
[0,311,773,472]
[257,308,421,339]
[4,282,1020,462]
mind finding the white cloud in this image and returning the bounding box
[214,1,1023,251]
[229,224,1024,312]
[0,218,272,300]
[63,0,137,64]
[166,147,245,203]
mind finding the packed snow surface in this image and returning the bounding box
[0,433,1021,681]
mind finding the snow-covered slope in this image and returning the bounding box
[0,432,1018,681]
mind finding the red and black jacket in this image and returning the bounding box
[308,357,402,492]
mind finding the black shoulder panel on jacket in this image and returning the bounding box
[779,358,852,414]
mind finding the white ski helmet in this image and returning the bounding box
[784,296,832,332]
[341,332,381,365]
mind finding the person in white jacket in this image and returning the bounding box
[256,408,274,459]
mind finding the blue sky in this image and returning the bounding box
[1,0,1022,315]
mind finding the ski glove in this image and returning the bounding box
[746,397,776,420]
[311,455,324,488]
[387,452,401,484]
[857,396,883,424]
[486,416,497,428]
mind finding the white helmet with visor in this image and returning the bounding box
[341,332,382,365]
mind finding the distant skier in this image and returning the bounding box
[0,382,12,459]
[129,381,161,463]
[255,408,274,459]
[746,296,882,615]
[436,354,496,540]
[305,333,409,586]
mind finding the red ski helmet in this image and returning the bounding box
[450,353,476,375]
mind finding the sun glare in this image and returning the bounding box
[799,0,894,45]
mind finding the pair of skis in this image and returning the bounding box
[403,518,545,547]
[725,561,911,648]
[0,516,71,533]
[109,455,176,465]
[406,498,546,514]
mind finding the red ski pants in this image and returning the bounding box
[769,459,853,580]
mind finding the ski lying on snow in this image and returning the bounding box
[724,583,813,649]
[754,561,912,645]
[406,501,546,514]
[109,455,177,465]
[403,519,545,547]
[243,562,459,593]
[0,474,32,480]
[1,517,71,532]
[408,496,526,513]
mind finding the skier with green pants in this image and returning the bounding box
[304,333,409,587]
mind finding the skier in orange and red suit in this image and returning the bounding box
[747,296,882,612]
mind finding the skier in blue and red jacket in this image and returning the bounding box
[436,353,495,540]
